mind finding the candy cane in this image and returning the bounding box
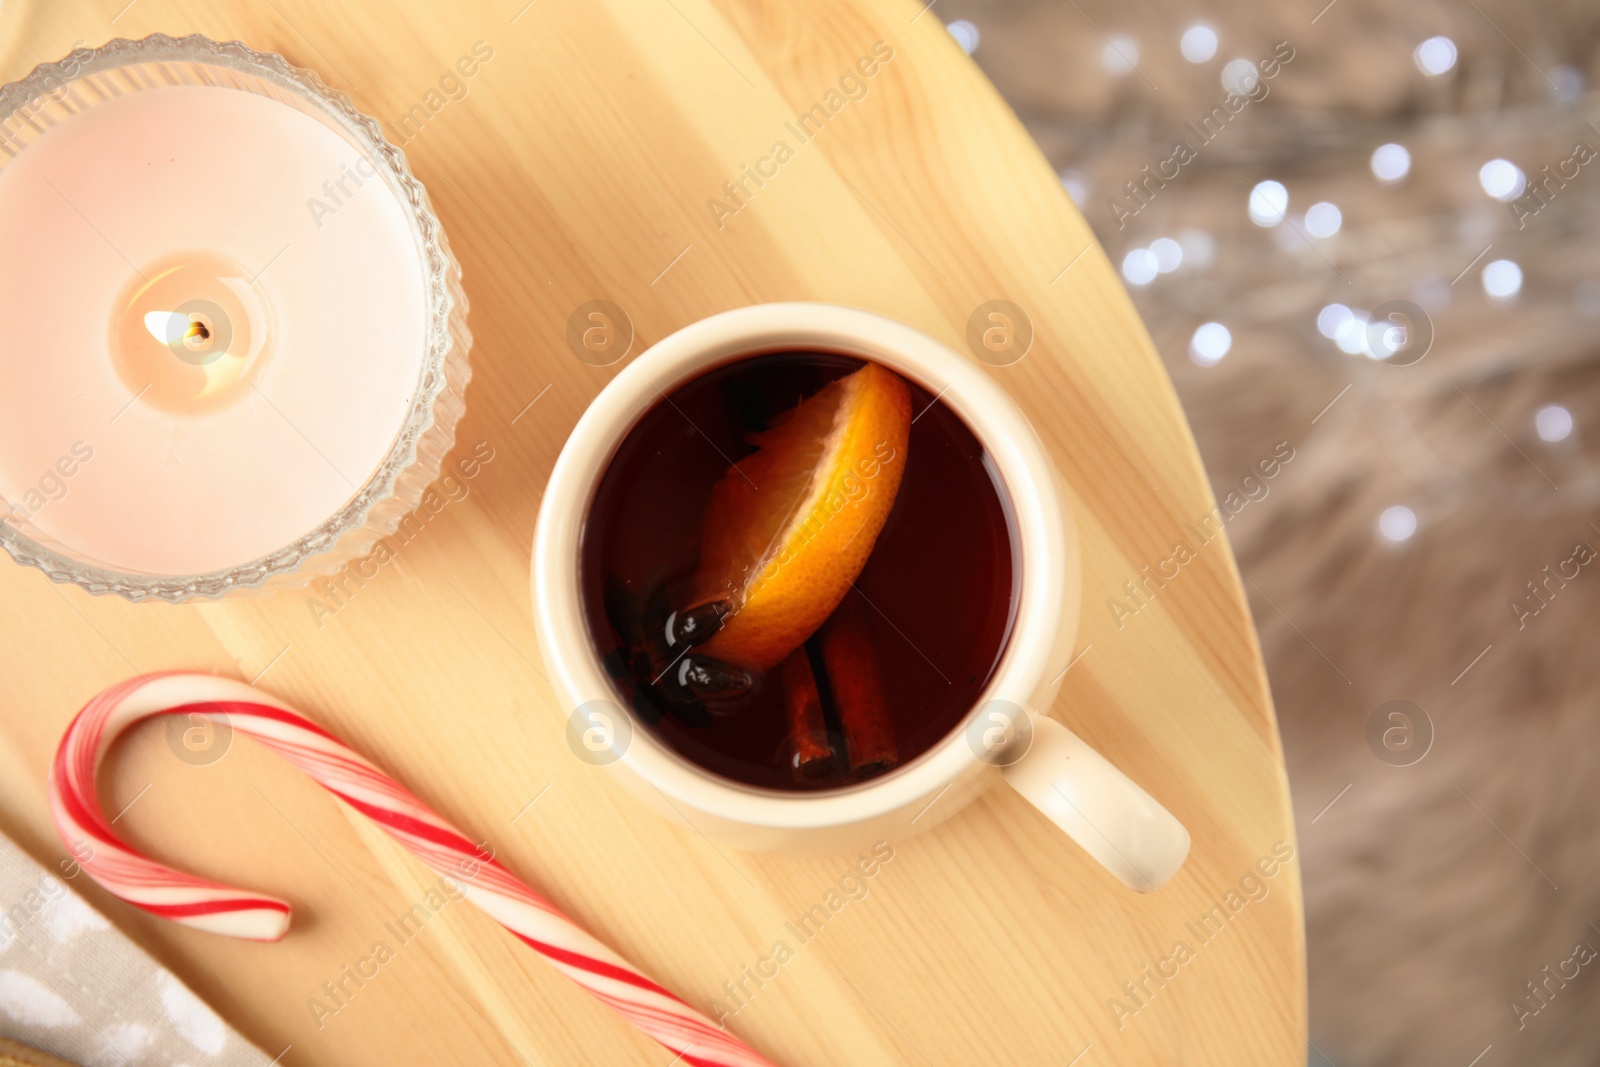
[49,672,775,1067]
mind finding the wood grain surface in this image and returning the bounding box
[0,1,1305,1064]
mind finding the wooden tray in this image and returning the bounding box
[0,1,1304,1063]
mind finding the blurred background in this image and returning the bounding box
[933,0,1600,1062]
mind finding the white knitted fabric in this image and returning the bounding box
[0,833,273,1067]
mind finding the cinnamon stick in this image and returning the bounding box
[779,648,834,780]
[817,593,898,776]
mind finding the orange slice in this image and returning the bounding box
[693,362,912,671]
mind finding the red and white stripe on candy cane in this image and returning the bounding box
[49,672,776,1067]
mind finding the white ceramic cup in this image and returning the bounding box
[533,303,1189,891]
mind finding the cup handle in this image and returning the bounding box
[1001,716,1190,892]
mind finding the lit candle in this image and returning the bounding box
[0,37,468,598]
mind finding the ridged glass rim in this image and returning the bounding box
[0,33,472,602]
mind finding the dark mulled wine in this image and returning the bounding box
[581,351,1018,791]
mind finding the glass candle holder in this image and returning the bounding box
[0,34,471,601]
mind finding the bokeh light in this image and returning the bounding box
[1149,237,1183,273]
[1221,58,1259,95]
[1536,404,1574,442]
[1189,322,1232,365]
[1102,36,1139,75]
[1371,143,1411,182]
[1249,180,1289,226]
[1181,25,1218,63]
[1304,202,1342,238]
[947,20,980,55]
[1478,159,1527,201]
[1122,247,1159,285]
[1335,311,1370,355]
[1059,169,1088,206]
[1482,259,1523,299]
[1365,313,1408,360]
[1378,505,1418,542]
[1318,303,1353,338]
[1413,36,1458,76]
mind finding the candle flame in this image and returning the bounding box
[143,310,185,345]
[142,311,211,349]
